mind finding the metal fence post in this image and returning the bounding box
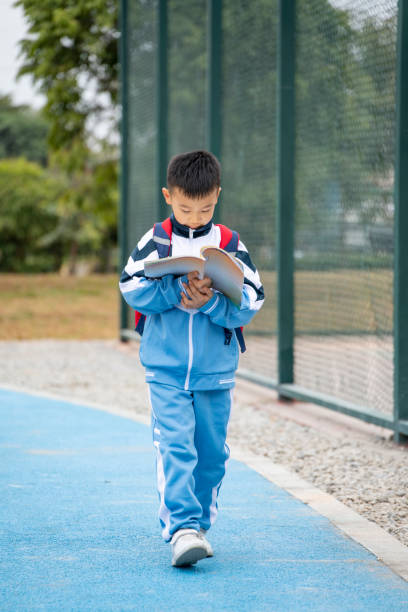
[276,0,295,395]
[119,0,129,339]
[157,0,168,220]
[207,0,222,224]
[394,0,408,443]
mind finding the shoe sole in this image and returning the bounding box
[172,545,208,567]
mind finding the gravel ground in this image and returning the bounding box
[1,339,407,548]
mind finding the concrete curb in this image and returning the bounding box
[230,445,408,583]
[2,383,407,583]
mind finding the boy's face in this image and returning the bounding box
[162,186,221,229]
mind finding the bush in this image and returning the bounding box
[0,158,64,271]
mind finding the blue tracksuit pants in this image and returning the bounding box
[148,382,233,542]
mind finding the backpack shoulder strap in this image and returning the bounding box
[153,217,173,258]
[217,223,240,253]
[134,218,173,335]
[216,223,246,353]
[135,311,146,335]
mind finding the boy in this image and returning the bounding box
[119,150,264,567]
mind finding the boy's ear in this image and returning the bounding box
[162,187,171,205]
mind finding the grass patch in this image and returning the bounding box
[0,269,393,340]
[0,274,119,340]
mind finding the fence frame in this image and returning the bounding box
[207,0,223,224]
[119,0,408,443]
[118,0,128,336]
[393,0,408,443]
[276,0,295,397]
[157,0,168,221]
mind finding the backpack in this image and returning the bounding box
[134,217,246,353]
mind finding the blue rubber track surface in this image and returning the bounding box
[1,388,407,611]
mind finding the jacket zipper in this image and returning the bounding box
[183,228,196,390]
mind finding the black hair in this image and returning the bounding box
[167,150,221,198]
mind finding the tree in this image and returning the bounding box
[15,0,119,152]
[47,143,118,274]
[0,94,49,165]
[0,158,63,271]
[15,0,120,272]
[294,2,396,254]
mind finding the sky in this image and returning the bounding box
[0,0,45,108]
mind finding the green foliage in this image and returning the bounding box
[47,143,118,272]
[167,1,208,155]
[14,0,120,272]
[221,0,278,255]
[0,158,64,271]
[0,95,49,165]
[0,151,118,272]
[15,0,119,151]
[295,2,396,239]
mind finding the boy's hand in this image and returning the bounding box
[187,271,213,291]
[181,273,214,309]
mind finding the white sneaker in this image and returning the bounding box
[171,528,208,567]
[199,528,214,557]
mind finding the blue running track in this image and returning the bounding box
[1,388,407,611]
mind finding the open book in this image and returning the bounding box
[144,246,244,306]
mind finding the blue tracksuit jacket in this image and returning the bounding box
[118,215,265,391]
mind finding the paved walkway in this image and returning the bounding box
[1,388,407,611]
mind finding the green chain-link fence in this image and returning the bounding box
[119,0,408,442]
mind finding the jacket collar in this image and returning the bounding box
[170,213,213,238]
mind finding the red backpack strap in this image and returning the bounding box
[235,327,246,353]
[134,218,173,336]
[153,217,173,257]
[217,223,246,353]
[217,224,239,252]
[135,311,146,335]
[159,217,173,239]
